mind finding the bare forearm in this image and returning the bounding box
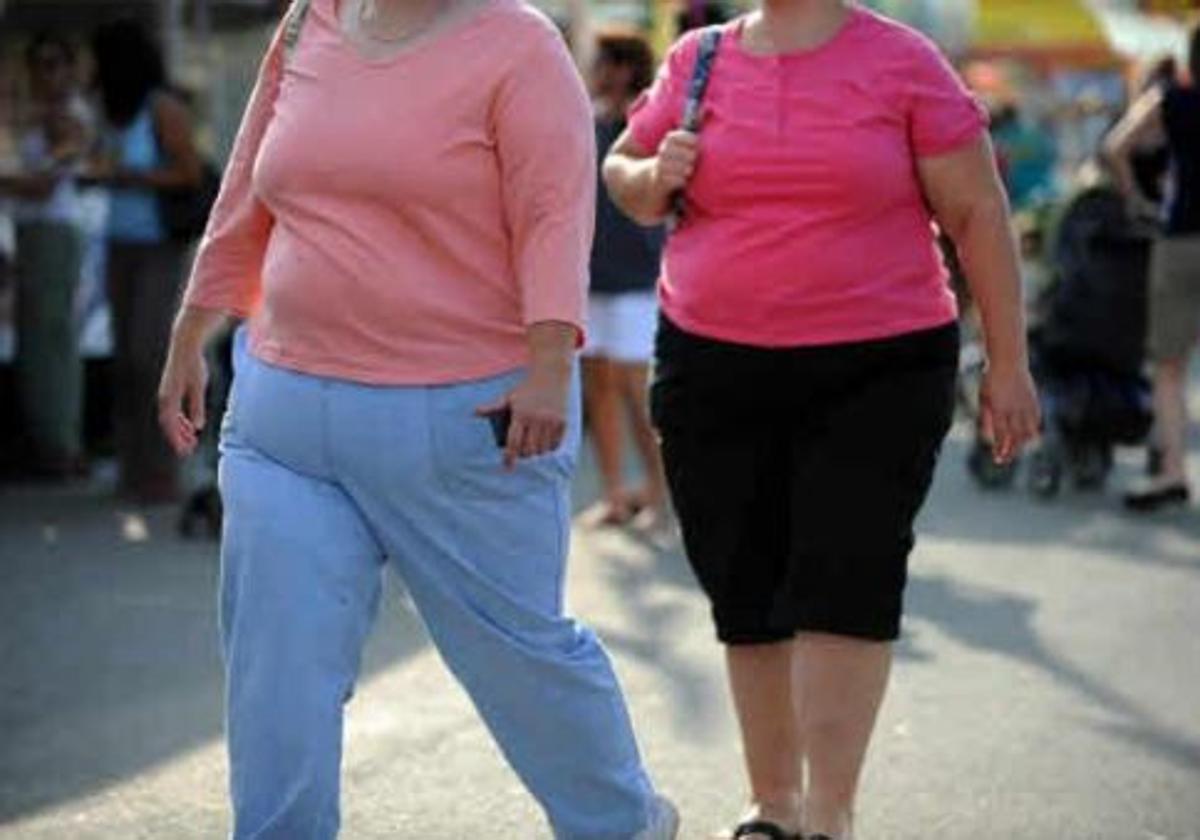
[1102,136,1144,204]
[1102,89,1162,206]
[526,321,577,381]
[171,305,229,353]
[955,199,1028,370]
[113,164,201,191]
[0,172,56,200]
[602,155,670,226]
[1110,152,1140,203]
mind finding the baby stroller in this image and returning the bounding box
[178,324,238,538]
[967,176,1155,496]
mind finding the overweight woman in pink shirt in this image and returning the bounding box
[154,0,677,837]
[605,2,1040,839]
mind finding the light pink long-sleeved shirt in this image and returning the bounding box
[184,0,594,385]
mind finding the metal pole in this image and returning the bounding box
[195,0,213,42]
[566,0,593,69]
[161,0,186,74]
[193,0,216,155]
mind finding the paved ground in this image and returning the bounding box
[2,422,1199,840]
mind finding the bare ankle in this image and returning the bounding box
[802,795,852,838]
[804,815,852,839]
[744,791,803,829]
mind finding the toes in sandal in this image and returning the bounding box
[731,820,803,840]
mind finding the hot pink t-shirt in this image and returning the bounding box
[627,7,987,347]
[184,0,593,385]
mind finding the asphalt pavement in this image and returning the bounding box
[1,423,1198,840]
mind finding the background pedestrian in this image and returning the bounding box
[88,19,203,504]
[581,27,670,530]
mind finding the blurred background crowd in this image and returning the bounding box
[0,0,1197,517]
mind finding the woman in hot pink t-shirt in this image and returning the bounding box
[605,3,1040,838]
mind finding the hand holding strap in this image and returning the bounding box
[666,28,723,232]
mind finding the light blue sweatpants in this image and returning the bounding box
[218,334,655,839]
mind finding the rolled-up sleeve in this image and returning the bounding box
[182,23,284,317]
[492,24,594,341]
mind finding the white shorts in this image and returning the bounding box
[583,291,658,364]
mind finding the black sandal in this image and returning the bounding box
[731,820,803,840]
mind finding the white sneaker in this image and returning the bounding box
[633,795,680,840]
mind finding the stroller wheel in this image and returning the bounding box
[1146,445,1164,478]
[968,439,1019,489]
[179,486,223,540]
[179,510,198,539]
[1071,442,1112,491]
[1028,448,1062,498]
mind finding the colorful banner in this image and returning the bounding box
[971,0,1114,65]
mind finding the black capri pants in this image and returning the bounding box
[650,316,959,645]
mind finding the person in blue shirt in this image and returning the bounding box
[85,20,202,504]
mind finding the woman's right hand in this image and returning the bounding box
[158,337,209,458]
[651,130,700,198]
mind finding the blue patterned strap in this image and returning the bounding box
[667,28,723,232]
[681,28,724,132]
[284,0,313,61]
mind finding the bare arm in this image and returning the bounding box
[102,94,203,190]
[921,136,1025,370]
[158,305,228,456]
[142,95,204,189]
[171,305,229,353]
[602,129,698,226]
[472,320,577,469]
[1103,87,1164,207]
[0,114,85,200]
[158,20,289,457]
[526,320,576,378]
[919,135,1040,460]
[0,172,57,201]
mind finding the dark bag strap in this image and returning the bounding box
[681,28,723,132]
[284,0,313,63]
[667,28,723,231]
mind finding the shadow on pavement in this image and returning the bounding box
[589,543,723,737]
[901,573,1200,774]
[901,431,1200,773]
[922,435,1200,575]
[0,482,428,825]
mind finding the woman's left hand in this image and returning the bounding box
[980,362,1041,465]
[476,363,571,470]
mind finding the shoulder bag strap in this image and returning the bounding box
[667,28,723,232]
[284,0,314,63]
[681,29,723,133]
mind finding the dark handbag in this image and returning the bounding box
[157,161,221,242]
